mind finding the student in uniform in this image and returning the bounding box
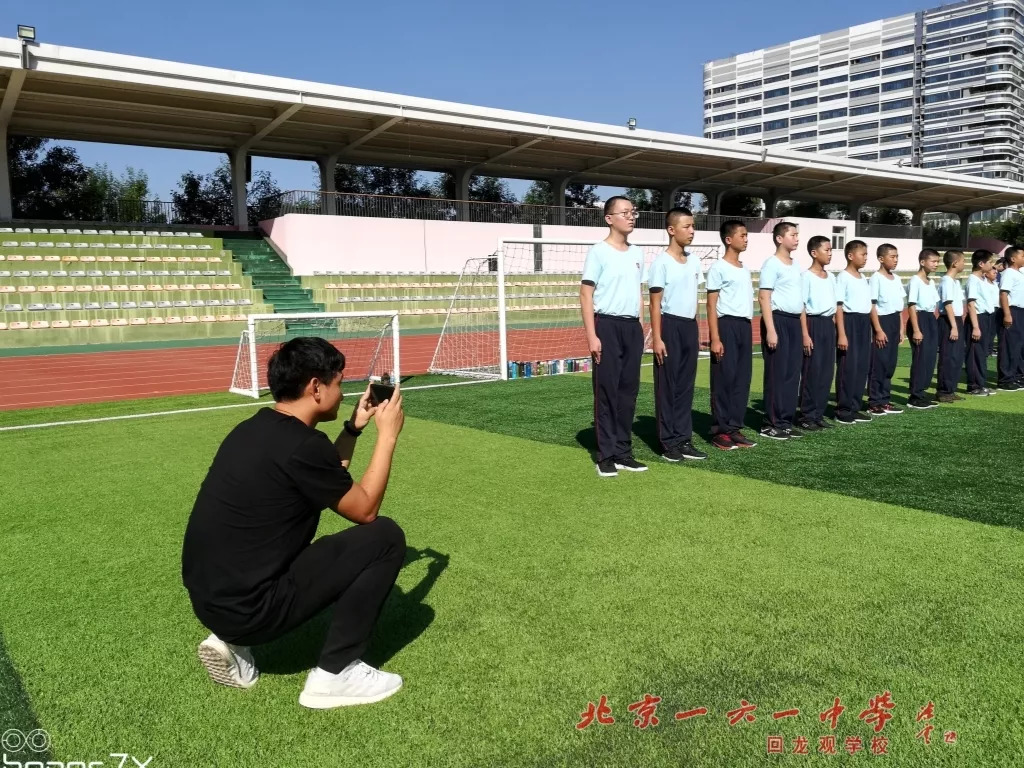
[706,220,757,451]
[997,246,1024,391]
[797,235,837,432]
[834,240,873,425]
[986,259,1002,360]
[649,207,708,462]
[965,249,997,396]
[906,249,942,409]
[581,196,648,477]
[936,250,967,403]
[866,244,905,416]
[758,221,805,441]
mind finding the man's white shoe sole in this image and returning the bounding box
[299,682,403,709]
[197,640,258,689]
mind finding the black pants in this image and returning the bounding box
[965,311,993,392]
[653,314,698,450]
[710,315,752,435]
[761,312,802,430]
[592,313,643,462]
[998,306,1024,386]
[835,312,871,419]
[193,517,406,674]
[867,313,902,407]
[937,315,966,395]
[799,314,836,424]
[908,312,939,401]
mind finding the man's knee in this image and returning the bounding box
[368,516,406,552]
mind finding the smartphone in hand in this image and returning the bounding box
[368,375,395,406]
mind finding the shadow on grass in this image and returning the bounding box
[254,546,449,674]
[410,374,1024,529]
[0,630,51,763]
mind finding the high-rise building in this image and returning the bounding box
[703,1,1024,183]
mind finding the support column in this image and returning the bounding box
[454,166,474,221]
[959,211,972,248]
[0,126,11,221]
[764,194,779,219]
[551,175,571,225]
[317,154,338,214]
[230,147,249,231]
[910,208,926,227]
[710,190,725,216]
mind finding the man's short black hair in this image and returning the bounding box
[844,239,867,259]
[807,235,830,254]
[971,249,994,269]
[943,249,965,269]
[877,243,897,259]
[665,207,694,229]
[720,219,746,244]
[267,337,346,402]
[919,248,941,263]
[603,196,632,216]
[772,221,797,246]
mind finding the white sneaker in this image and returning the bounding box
[298,660,403,709]
[197,633,259,689]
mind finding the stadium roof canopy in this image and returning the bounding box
[2,35,1023,227]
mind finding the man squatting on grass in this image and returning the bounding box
[182,337,407,709]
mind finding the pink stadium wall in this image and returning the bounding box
[261,214,922,275]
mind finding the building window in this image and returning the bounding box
[850,86,881,98]
[820,91,848,102]
[819,140,848,150]
[738,79,763,90]
[850,121,879,132]
[882,98,914,111]
[791,130,818,141]
[792,65,819,78]
[881,63,914,76]
[765,87,790,99]
[713,112,736,123]
[763,136,789,145]
[831,226,847,251]
[820,74,848,86]
[880,114,913,127]
[764,73,790,84]
[850,103,880,116]
[738,124,761,136]
[764,118,790,131]
[882,45,915,59]
[791,97,818,108]
[738,109,762,120]
[851,70,880,81]
[738,94,762,104]
[819,108,848,120]
[850,137,879,147]
[792,82,818,93]
[712,129,737,140]
[851,53,881,65]
[880,146,912,158]
[851,152,880,161]
[764,104,789,114]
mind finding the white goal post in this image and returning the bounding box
[429,238,722,381]
[230,311,400,399]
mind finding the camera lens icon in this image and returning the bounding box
[2,729,51,753]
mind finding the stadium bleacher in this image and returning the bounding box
[0,229,271,345]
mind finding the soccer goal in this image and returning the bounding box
[230,311,400,398]
[428,238,722,380]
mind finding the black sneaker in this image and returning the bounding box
[596,459,618,477]
[816,419,835,429]
[614,457,648,472]
[937,393,955,404]
[796,419,821,432]
[853,411,873,423]
[998,382,1021,392]
[966,388,989,397]
[662,448,683,463]
[906,398,931,410]
[759,426,789,441]
[784,427,806,439]
[678,441,708,460]
[835,414,857,425]
[924,399,940,409]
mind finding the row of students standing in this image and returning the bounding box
[579,197,1024,476]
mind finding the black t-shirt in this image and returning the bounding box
[182,408,353,626]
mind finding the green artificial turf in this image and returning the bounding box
[1,364,1023,767]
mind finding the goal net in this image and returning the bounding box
[429,239,722,380]
[230,311,400,398]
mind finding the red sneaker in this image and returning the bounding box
[729,431,757,448]
[711,433,737,451]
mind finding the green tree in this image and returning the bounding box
[522,180,600,208]
[720,193,764,218]
[327,165,431,197]
[431,173,517,203]
[81,164,152,221]
[172,160,282,227]
[7,136,91,220]
[776,200,849,219]
[861,207,911,225]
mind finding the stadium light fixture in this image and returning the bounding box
[17,25,35,42]
[627,117,637,131]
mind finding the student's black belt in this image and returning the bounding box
[773,310,801,318]
[595,313,640,321]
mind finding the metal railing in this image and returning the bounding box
[262,190,773,232]
[78,199,179,224]
[855,222,924,240]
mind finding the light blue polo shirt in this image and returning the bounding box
[984,278,1001,313]
[759,255,804,314]
[647,250,703,319]
[907,274,940,312]
[1001,267,1024,308]
[869,272,905,315]
[801,270,837,317]
[581,241,646,318]
[835,270,871,313]
[706,259,753,319]
[967,274,995,314]
[939,275,965,316]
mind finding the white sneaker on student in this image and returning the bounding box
[197,633,259,689]
[298,660,403,709]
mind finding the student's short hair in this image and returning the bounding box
[844,239,867,259]
[807,235,830,254]
[919,248,941,263]
[772,221,797,246]
[1005,246,1024,263]
[267,336,346,402]
[665,207,694,229]
[720,219,747,244]
[943,249,965,269]
[877,243,897,259]
[971,249,995,269]
[603,196,632,216]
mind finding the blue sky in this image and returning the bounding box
[8,0,928,200]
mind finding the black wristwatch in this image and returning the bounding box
[343,420,363,437]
